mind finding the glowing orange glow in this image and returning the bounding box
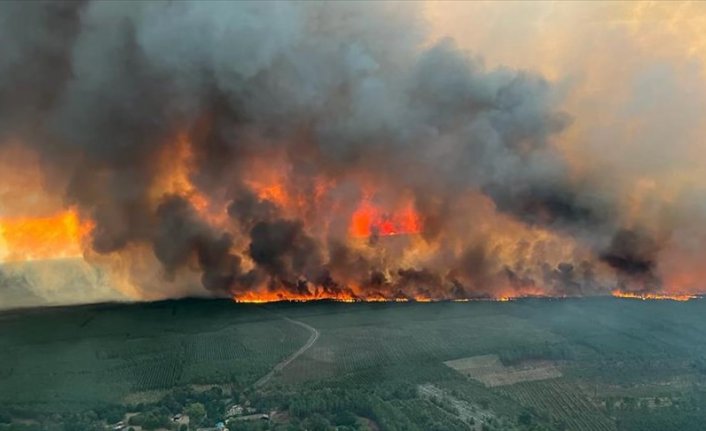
[233,295,524,303]
[233,293,407,303]
[350,199,422,237]
[244,172,335,218]
[0,208,93,262]
[611,291,697,301]
[233,290,359,303]
[233,289,525,304]
[240,154,307,216]
[152,133,227,226]
[255,183,288,207]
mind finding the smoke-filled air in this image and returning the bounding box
[1,1,705,308]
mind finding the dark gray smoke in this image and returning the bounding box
[0,1,661,300]
[600,229,661,292]
[227,189,278,233]
[248,219,322,283]
[154,195,241,292]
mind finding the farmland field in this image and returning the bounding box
[443,354,563,387]
[3,298,706,430]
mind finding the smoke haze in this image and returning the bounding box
[0,1,704,307]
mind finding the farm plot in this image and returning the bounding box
[444,354,562,387]
[497,379,616,431]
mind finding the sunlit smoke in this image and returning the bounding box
[0,1,704,307]
[0,209,92,263]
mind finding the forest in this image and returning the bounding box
[2,298,706,430]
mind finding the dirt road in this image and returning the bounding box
[252,316,319,389]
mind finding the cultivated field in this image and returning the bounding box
[444,354,562,387]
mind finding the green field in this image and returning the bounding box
[2,298,706,430]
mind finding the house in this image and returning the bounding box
[225,404,243,418]
[172,414,189,426]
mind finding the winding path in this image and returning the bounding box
[252,316,319,389]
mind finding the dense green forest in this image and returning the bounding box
[2,298,706,430]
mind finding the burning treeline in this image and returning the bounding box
[0,2,701,304]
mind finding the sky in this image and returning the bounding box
[427,1,706,293]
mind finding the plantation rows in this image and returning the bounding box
[130,356,186,391]
[94,320,310,390]
[295,315,557,378]
[182,331,249,362]
[0,306,311,410]
[498,380,616,431]
[340,363,458,387]
[100,354,186,391]
[278,355,337,384]
[392,398,471,430]
[238,321,308,359]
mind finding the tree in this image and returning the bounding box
[185,403,206,428]
[303,414,332,431]
[0,411,11,424]
[333,411,358,427]
[518,410,533,426]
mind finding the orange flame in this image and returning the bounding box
[233,289,359,303]
[152,133,227,226]
[0,208,93,263]
[232,295,522,303]
[350,199,421,237]
[232,288,521,304]
[611,291,697,301]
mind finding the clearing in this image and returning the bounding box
[444,354,562,387]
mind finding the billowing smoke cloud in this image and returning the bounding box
[249,219,321,282]
[154,195,241,292]
[600,228,660,292]
[0,1,689,304]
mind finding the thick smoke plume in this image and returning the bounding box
[0,1,692,304]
